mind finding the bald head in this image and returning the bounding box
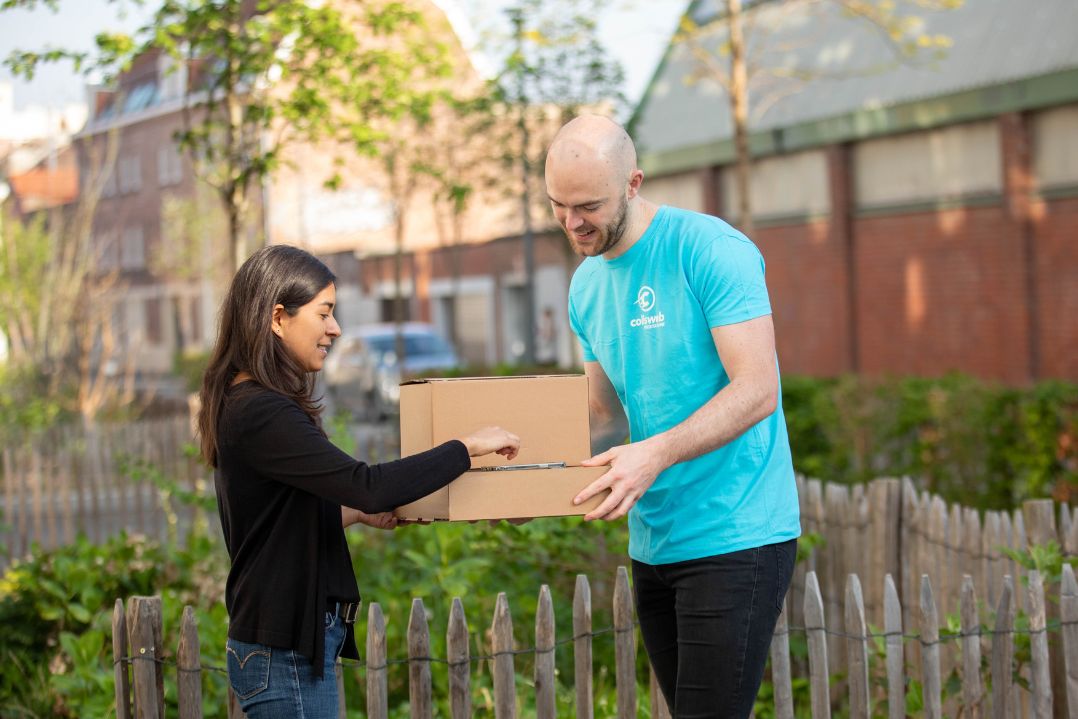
[545,115,650,259]
[546,115,638,183]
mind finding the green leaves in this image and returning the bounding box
[782,374,1078,510]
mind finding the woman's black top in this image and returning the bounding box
[214,381,470,675]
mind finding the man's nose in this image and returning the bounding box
[565,210,584,230]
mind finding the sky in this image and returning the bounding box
[0,0,687,114]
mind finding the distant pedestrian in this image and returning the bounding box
[197,244,519,718]
[536,305,559,366]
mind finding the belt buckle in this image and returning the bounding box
[340,601,360,624]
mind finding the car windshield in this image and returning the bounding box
[366,333,451,357]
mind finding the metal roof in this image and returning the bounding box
[632,0,1078,162]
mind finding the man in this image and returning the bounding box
[546,114,800,718]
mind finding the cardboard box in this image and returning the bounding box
[395,375,609,521]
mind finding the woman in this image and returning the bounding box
[198,245,519,718]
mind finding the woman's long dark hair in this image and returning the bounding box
[198,245,336,467]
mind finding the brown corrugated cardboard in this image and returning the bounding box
[397,466,608,521]
[396,375,609,521]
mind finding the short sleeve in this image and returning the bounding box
[568,295,596,362]
[690,234,772,328]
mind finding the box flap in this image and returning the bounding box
[429,376,590,467]
[399,383,432,458]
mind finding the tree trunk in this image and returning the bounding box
[726,0,754,236]
[228,198,243,276]
[393,209,407,367]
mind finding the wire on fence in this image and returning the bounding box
[114,617,1078,676]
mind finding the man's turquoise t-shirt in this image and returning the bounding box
[568,206,801,565]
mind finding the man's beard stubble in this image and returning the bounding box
[569,194,630,257]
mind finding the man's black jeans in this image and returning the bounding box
[632,538,797,718]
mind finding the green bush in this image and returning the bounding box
[173,350,211,394]
[343,516,634,717]
[781,373,1078,510]
[0,363,70,444]
[0,527,230,718]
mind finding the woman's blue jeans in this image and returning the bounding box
[226,610,348,719]
[633,538,797,718]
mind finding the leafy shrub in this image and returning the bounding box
[0,526,229,718]
[781,373,1078,510]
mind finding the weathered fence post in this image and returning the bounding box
[447,598,471,719]
[1061,564,1078,718]
[535,585,556,719]
[919,575,942,719]
[868,478,902,625]
[112,598,132,719]
[573,574,595,719]
[845,574,870,719]
[983,511,1001,609]
[127,596,164,719]
[883,574,904,719]
[804,571,830,719]
[1025,499,1066,719]
[367,602,389,719]
[1028,570,1052,719]
[408,597,433,719]
[177,606,201,719]
[771,598,794,719]
[650,667,672,719]
[991,576,1015,719]
[960,575,983,719]
[491,592,517,718]
[613,566,636,719]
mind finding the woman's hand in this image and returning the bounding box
[459,426,521,460]
[342,506,399,530]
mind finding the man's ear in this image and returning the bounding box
[627,169,644,198]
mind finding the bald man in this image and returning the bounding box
[547,115,800,718]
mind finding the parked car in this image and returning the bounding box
[324,322,459,419]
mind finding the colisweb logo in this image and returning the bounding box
[631,285,665,329]
[635,286,656,312]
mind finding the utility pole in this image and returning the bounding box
[509,6,536,365]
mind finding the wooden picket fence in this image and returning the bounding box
[112,562,1078,718]
[113,566,667,719]
[0,416,399,568]
[791,476,1078,718]
[1,417,201,563]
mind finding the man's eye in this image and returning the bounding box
[583,205,599,212]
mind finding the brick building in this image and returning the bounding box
[628,0,1078,383]
[75,48,220,379]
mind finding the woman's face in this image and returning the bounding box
[274,283,341,373]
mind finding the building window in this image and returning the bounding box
[853,121,1001,209]
[380,298,411,323]
[189,295,202,345]
[1032,105,1078,190]
[721,149,831,220]
[100,168,118,198]
[157,143,183,187]
[96,230,120,270]
[145,297,162,345]
[118,155,142,194]
[121,225,146,270]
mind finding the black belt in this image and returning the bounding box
[329,600,360,624]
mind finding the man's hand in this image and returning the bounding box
[342,507,399,530]
[574,437,669,521]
